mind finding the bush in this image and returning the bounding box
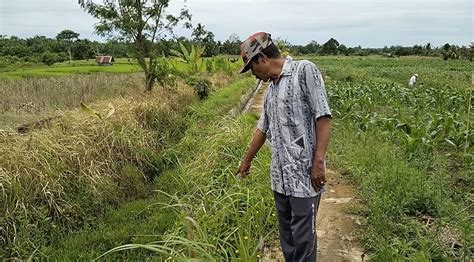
[153,57,177,88]
[205,59,214,74]
[186,76,212,100]
[41,52,59,66]
[214,57,233,76]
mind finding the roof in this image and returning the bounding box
[95,56,115,64]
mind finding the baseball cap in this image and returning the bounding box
[239,32,273,73]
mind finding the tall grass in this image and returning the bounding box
[61,114,277,261]
[0,73,145,128]
[0,82,196,259]
[1,75,254,260]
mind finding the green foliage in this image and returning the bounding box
[320,37,340,55]
[153,57,177,88]
[186,76,212,100]
[205,59,215,74]
[41,51,59,66]
[274,37,291,56]
[214,56,234,76]
[78,0,192,91]
[316,56,472,260]
[171,42,206,74]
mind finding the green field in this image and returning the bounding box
[0,58,142,78]
[0,57,236,79]
[313,56,472,260]
[1,56,472,261]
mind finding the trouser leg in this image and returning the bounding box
[273,191,294,261]
[290,193,321,262]
[274,191,322,262]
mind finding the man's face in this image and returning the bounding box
[249,55,270,82]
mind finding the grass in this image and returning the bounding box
[0,57,241,128]
[36,77,260,261]
[330,123,472,260]
[0,83,195,259]
[0,56,240,79]
[0,58,142,79]
[2,55,471,260]
[314,56,473,260]
[0,73,145,128]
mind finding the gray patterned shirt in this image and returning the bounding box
[257,56,332,197]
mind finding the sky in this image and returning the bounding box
[1,0,472,48]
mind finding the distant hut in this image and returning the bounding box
[95,56,115,66]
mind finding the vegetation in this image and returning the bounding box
[0,53,471,260]
[37,56,472,261]
[171,42,206,74]
[78,0,192,91]
[315,56,472,260]
[0,65,253,259]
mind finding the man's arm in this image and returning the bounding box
[314,116,332,162]
[311,116,332,191]
[236,128,266,177]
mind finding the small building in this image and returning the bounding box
[95,56,115,66]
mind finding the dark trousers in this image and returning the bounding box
[273,191,322,262]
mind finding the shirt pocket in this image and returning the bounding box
[277,96,301,127]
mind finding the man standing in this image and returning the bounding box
[236,32,332,261]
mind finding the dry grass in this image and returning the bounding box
[0,79,198,258]
[0,73,145,128]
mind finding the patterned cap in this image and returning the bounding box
[239,32,273,73]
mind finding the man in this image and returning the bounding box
[408,73,418,86]
[235,32,332,262]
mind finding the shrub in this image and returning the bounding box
[214,57,233,76]
[186,76,212,100]
[153,57,177,88]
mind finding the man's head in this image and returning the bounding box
[239,32,282,81]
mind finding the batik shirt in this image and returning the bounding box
[257,56,332,197]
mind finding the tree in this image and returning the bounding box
[274,37,291,56]
[56,29,80,63]
[442,43,451,60]
[191,23,218,57]
[42,51,59,66]
[221,33,240,55]
[337,44,348,55]
[425,43,431,55]
[171,42,205,74]
[79,0,192,91]
[320,38,339,55]
[412,44,423,55]
[305,40,321,54]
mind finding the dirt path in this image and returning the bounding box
[247,83,365,262]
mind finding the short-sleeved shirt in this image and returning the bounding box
[257,56,332,198]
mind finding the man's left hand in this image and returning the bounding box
[311,160,326,191]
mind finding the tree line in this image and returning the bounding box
[1,31,471,69]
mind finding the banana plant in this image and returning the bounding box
[171,42,206,74]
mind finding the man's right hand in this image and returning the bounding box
[235,160,251,178]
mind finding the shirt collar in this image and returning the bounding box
[280,55,294,76]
